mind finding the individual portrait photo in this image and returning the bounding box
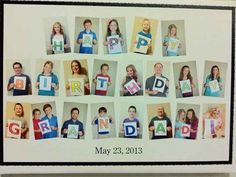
[34,60,60,97]
[44,17,71,55]
[101,17,127,54]
[174,103,200,140]
[145,61,170,97]
[173,61,199,98]
[147,103,173,140]
[61,102,88,140]
[5,102,31,139]
[91,59,117,97]
[202,61,228,98]
[130,17,158,55]
[91,102,116,139]
[118,103,144,139]
[6,60,32,96]
[63,59,90,96]
[119,59,143,96]
[31,102,59,140]
[202,104,225,139]
[161,20,186,57]
[74,17,99,54]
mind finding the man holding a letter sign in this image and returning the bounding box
[61,107,84,139]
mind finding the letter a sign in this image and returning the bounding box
[154,120,167,136]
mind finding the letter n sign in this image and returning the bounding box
[98,117,110,133]
[154,120,167,136]
[124,122,137,137]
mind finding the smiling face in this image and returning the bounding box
[53,24,61,34]
[157,106,164,117]
[44,107,52,116]
[13,64,22,75]
[99,111,106,117]
[127,67,134,77]
[109,21,117,33]
[101,65,109,75]
[183,67,189,77]
[187,111,193,119]
[179,111,186,121]
[71,110,79,120]
[142,20,150,32]
[14,105,23,117]
[128,108,136,118]
[43,63,52,74]
[71,61,80,74]
[84,22,92,31]
[170,27,177,37]
[34,111,41,120]
[212,67,219,76]
[154,64,163,75]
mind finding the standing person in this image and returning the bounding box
[32,108,43,140]
[7,62,32,96]
[185,109,199,140]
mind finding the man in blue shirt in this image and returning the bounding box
[77,19,97,54]
[61,107,84,139]
[7,62,32,96]
[41,104,58,139]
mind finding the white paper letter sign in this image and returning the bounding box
[107,35,122,54]
[154,120,167,136]
[167,37,180,54]
[7,120,21,139]
[67,124,79,139]
[124,79,140,95]
[69,78,84,96]
[82,34,93,47]
[98,117,110,133]
[204,119,217,138]
[96,76,109,91]
[38,119,51,135]
[209,80,220,93]
[180,79,191,94]
[134,34,151,54]
[52,35,64,52]
[153,77,166,93]
[124,122,137,137]
[39,76,52,91]
[181,124,191,137]
[14,76,26,90]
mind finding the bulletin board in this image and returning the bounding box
[1,0,235,174]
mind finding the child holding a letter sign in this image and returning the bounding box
[145,63,169,97]
[49,22,69,54]
[174,109,186,139]
[6,103,29,139]
[104,19,124,54]
[185,109,198,140]
[203,65,223,97]
[121,106,141,138]
[7,62,32,96]
[148,106,172,139]
[61,107,84,139]
[32,108,43,140]
[122,64,142,96]
[176,65,195,97]
[77,19,97,54]
[36,61,59,96]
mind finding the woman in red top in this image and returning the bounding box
[32,108,43,140]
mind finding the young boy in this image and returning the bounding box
[41,104,58,139]
[93,63,111,96]
[7,62,32,96]
[77,19,97,54]
[92,107,113,139]
[32,108,43,140]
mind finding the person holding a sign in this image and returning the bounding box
[65,60,90,95]
[148,106,172,139]
[32,108,43,140]
[203,107,224,139]
[92,107,114,139]
[93,63,111,96]
[121,106,141,138]
[134,18,152,55]
[176,65,195,97]
[61,107,84,139]
[7,62,32,96]
[122,64,142,96]
[174,109,186,139]
[36,61,59,96]
[185,109,198,140]
[104,19,124,54]
[145,63,169,97]
[49,22,70,54]
[77,19,97,54]
[163,24,181,56]
[6,103,29,139]
[203,65,223,97]
[41,104,58,139]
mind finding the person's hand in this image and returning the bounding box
[149,126,155,131]
[78,131,83,136]
[9,83,14,89]
[163,42,168,46]
[134,40,138,44]
[151,90,159,95]
[51,83,57,89]
[64,44,69,48]
[93,79,97,84]
[49,44,53,49]
[93,39,97,45]
[121,128,124,132]
[107,82,111,86]
[165,80,169,87]
[147,43,152,48]
[78,39,83,44]
[118,37,123,42]
[178,43,182,48]
[204,83,209,88]
[104,41,109,46]
[167,127,172,132]
[51,126,57,130]
[65,83,70,90]
[123,89,129,94]
[63,129,68,134]
[35,82,39,88]
[176,85,180,90]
